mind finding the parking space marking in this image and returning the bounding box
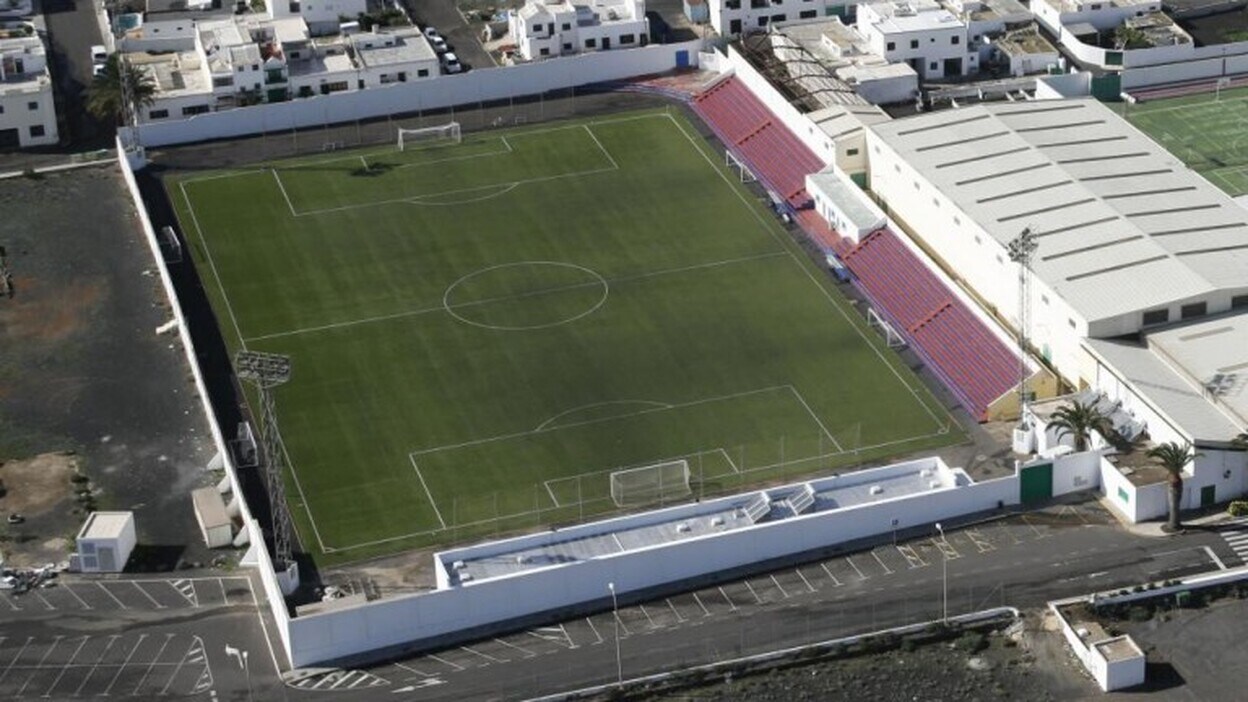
[31,590,55,611]
[717,586,739,611]
[896,545,927,568]
[584,617,605,645]
[96,583,129,610]
[426,654,465,672]
[100,634,147,696]
[769,575,790,599]
[1021,514,1049,538]
[0,593,19,611]
[61,585,92,610]
[131,633,175,696]
[608,612,632,638]
[0,637,33,685]
[966,529,996,553]
[131,581,166,609]
[28,635,77,697]
[637,604,659,629]
[1062,505,1092,525]
[742,580,764,604]
[460,646,506,665]
[933,537,961,560]
[71,634,120,696]
[691,592,712,616]
[794,569,816,593]
[871,550,895,575]
[160,636,206,696]
[845,556,869,581]
[172,579,199,608]
[664,598,686,623]
[493,637,538,659]
[819,562,842,586]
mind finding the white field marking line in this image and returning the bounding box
[274,424,331,554]
[545,480,561,508]
[584,617,605,645]
[0,637,33,685]
[131,581,166,609]
[244,250,785,343]
[819,562,842,586]
[180,181,247,350]
[407,455,448,530]
[845,555,869,581]
[717,586,739,610]
[493,637,538,658]
[934,536,961,560]
[536,400,674,432]
[71,633,120,696]
[543,445,732,500]
[272,169,298,216]
[177,168,268,186]
[871,550,895,575]
[583,124,619,170]
[100,633,147,696]
[96,582,129,610]
[62,584,92,610]
[406,182,520,207]
[666,598,686,623]
[966,528,995,552]
[786,385,843,452]
[131,633,175,696]
[664,112,953,433]
[359,155,369,169]
[1205,546,1228,571]
[390,140,514,172]
[29,636,75,697]
[691,592,712,616]
[742,580,764,604]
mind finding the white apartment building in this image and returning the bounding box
[707,0,833,36]
[0,34,57,147]
[508,0,649,61]
[270,0,367,36]
[349,29,439,88]
[857,0,973,79]
[1032,0,1159,35]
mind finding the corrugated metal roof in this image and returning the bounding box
[869,98,1248,323]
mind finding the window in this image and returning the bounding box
[540,47,550,55]
[772,13,786,21]
[324,80,348,93]
[214,76,234,88]
[846,147,859,156]
[1233,294,1248,309]
[398,72,406,82]
[0,104,5,113]
[532,23,542,32]
[585,37,597,48]
[181,104,209,116]
[886,41,895,50]
[800,9,816,17]
[288,0,299,10]
[562,22,571,30]
[1181,302,1207,319]
[417,68,429,77]
[149,109,169,119]
[951,35,960,44]
[620,33,635,44]
[563,42,572,51]
[1090,3,1101,8]
[758,16,769,26]
[27,101,37,110]
[929,36,935,42]
[1142,308,1169,325]
[929,61,938,70]
[910,39,918,49]
[29,125,44,137]
[726,0,740,8]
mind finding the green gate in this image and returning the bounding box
[1020,462,1054,504]
[1201,484,1216,508]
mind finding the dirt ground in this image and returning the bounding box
[0,452,80,566]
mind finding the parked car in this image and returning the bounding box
[441,52,461,74]
[90,44,107,64]
[430,35,448,53]
[6,513,23,525]
[423,26,440,41]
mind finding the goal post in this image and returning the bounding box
[610,459,691,507]
[725,150,756,183]
[867,308,907,349]
[397,121,462,151]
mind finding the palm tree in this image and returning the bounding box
[1047,400,1111,452]
[84,54,156,126]
[1147,442,1200,532]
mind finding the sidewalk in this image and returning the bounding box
[1104,496,1235,537]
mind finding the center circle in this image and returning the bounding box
[442,261,609,331]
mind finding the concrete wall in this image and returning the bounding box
[1035,71,1092,99]
[124,40,702,147]
[1099,458,1167,523]
[724,45,835,166]
[284,462,1020,666]
[1049,602,1144,692]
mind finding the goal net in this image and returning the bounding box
[397,122,462,151]
[610,459,691,507]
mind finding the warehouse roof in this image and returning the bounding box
[868,98,1248,324]
[1146,313,1248,431]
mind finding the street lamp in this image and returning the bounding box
[224,645,252,701]
[607,582,622,688]
[935,523,948,624]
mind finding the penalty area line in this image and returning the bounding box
[409,455,448,529]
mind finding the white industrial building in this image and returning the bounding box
[73,512,137,573]
[705,0,835,37]
[856,0,975,79]
[508,0,650,61]
[0,33,57,148]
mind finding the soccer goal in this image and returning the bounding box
[725,150,757,183]
[397,122,462,151]
[867,308,907,349]
[610,459,691,507]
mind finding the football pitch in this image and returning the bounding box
[1126,87,1248,196]
[171,108,960,564]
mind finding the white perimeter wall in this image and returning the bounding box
[723,45,836,166]
[285,465,1021,666]
[124,40,702,147]
[115,141,294,665]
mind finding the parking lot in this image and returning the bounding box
[0,576,255,613]
[377,499,1231,698]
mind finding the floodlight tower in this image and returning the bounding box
[235,351,298,589]
[1007,227,1038,438]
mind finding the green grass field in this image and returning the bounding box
[1126,87,1248,196]
[171,109,961,564]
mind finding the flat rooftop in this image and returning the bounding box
[1095,635,1144,662]
[1147,313,1248,430]
[131,50,210,98]
[79,511,132,541]
[808,167,885,229]
[352,31,436,68]
[869,98,1248,325]
[443,461,957,585]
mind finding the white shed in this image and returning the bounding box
[75,511,136,573]
[806,166,886,243]
[192,486,234,549]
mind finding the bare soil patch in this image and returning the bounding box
[0,451,77,515]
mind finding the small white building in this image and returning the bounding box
[706,0,834,37]
[508,0,649,61]
[807,165,885,240]
[857,0,974,79]
[268,0,367,36]
[0,34,57,148]
[350,28,439,87]
[192,486,234,548]
[74,512,137,573]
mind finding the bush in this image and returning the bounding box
[900,637,917,653]
[956,631,988,654]
[1128,605,1153,622]
[1230,501,1248,517]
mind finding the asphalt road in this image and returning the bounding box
[369,499,1236,700]
[400,0,495,72]
[39,0,112,148]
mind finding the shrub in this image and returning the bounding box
[1128,605,1153,622]
[900,637,917,653]
[1229,501,1248,517]
[956,631,988,654]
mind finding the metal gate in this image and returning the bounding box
[1020,462,1053,504]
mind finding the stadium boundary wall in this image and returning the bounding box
[124,41,702,148]
[114,140,294,666]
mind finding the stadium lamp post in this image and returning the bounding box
[608,582,622,688]
[1007,227,1038,452]
[935,523,948,624]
